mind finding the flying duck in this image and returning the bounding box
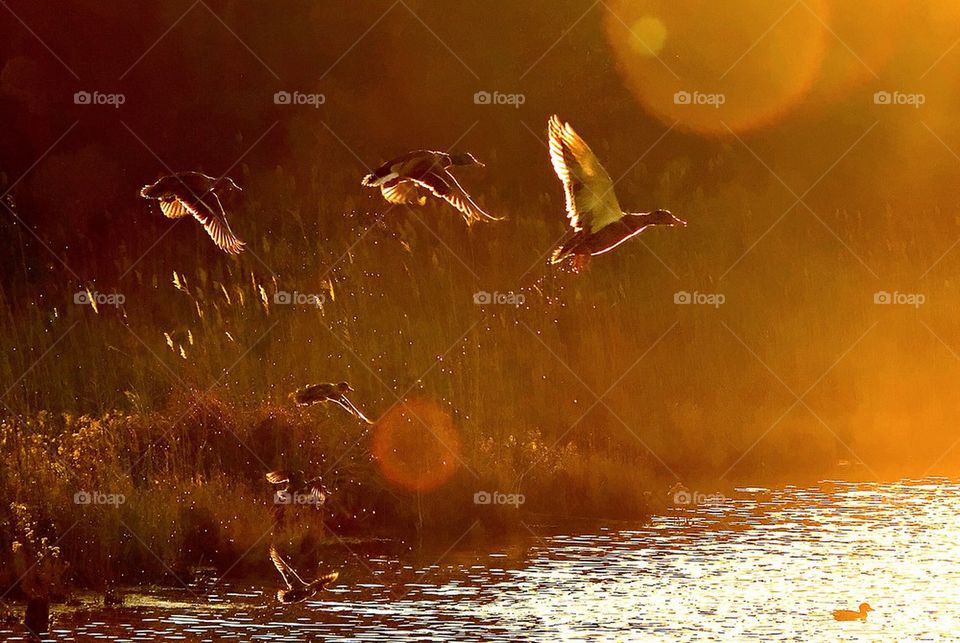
[266,469,329,507]
[546,115,685,265]
[269,545,339,604]
[139,171,246,254]
[290,381,374,424]
[832,603,873,621]
[361,150,500,225]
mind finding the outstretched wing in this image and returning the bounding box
[265,470,293,486]
[158,197,193,219]
[414,170,499,224]
[193,193,245,254]
[340,395,374,425]
[270,546,307,589]
[381,180,427,206]
[316,570,339,588]
[548,115,622,233]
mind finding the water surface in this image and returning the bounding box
[4,478,958,641]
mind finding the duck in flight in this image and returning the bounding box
[291,381,374,424]
[266,469,329,525]
[139,171,246,254]
[832,603,873,621]
[546,115,685,266]
[269,545,339,604]
[266,469,329,507]
[361,150,501,225]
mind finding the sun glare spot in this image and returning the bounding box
[629,16,667,57]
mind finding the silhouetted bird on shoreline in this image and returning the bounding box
[832,603,873,621]
[546,115,685,266]
[362,150,500,225]
[139,171,246,254]
[269,545,339,604]
[291,381,374,424]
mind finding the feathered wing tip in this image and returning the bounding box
[319,570,339,586]
[265,470,290,484]
[549,246,566,265]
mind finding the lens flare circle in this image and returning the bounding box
[605,0,831,134]
[372,397,461,492]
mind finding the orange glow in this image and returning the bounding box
[605,0,830,134]
[371,397,461,492]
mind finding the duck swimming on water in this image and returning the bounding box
[832,603,873,621]
[546,115,685,266]
[362,150,500,225]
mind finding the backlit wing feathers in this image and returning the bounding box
[548,115,622,233]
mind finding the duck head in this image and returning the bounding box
[216,176,242,192]
[648,209,687,227]
[336,381,353,393]
[859,603,874,614]
[449,152,484,168]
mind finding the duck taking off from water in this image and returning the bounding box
[290,381,374,424]
[269,545,339,604]
[546,115,685,266]
[139,171,246,254]
[361,150,501,225]
[832,603,873,621]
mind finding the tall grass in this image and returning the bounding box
[2,156,960,591]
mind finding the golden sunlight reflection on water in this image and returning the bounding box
[3,479,959,641]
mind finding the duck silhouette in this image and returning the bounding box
[362,150,500,225]
[139,171,246,254]
[832,603,873,621]
[290,381,374,424]
[269,545,339,604]
[546,115,685,266]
